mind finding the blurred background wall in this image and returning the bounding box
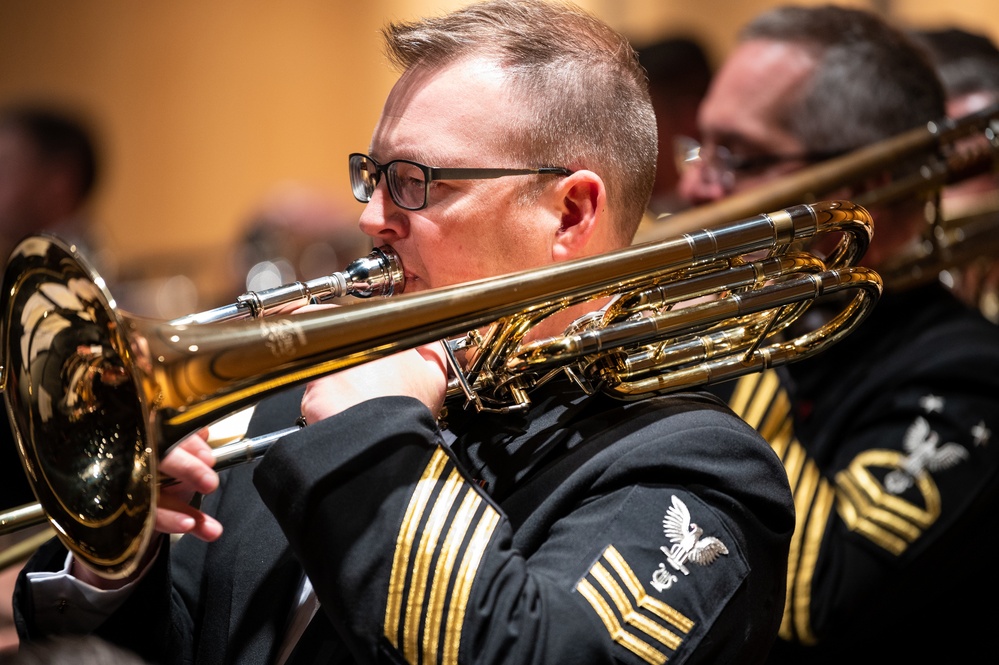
[1,0,995,317]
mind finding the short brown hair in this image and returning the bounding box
[383,0,657,242]
[740,5,945,155]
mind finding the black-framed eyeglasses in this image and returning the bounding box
[674,136,841,191]
[349,152,573,211]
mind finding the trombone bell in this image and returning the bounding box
[1,235,156,579]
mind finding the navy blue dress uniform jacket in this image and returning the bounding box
[16,379,794,665]
[716,283,999,664]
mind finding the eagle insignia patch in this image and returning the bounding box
[884,416,968,494]
[651,495,728,592]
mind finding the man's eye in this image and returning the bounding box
[728,155,770,174]
[399,176,424,190]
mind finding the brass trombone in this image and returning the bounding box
[635,103,999,247]
[634,103,999,319]
[0,199,880,578]
[880,206,999,296]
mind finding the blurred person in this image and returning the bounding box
[231,181,372,301]
[0,103,102,266]
[10,1,796,664]
[0,103,103,655]
[637,36,712,217]
[912,27,999,322]
[677,5,999,664]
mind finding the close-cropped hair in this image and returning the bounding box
[740,4,946,156]
[382,0,657,242]
[913,28,999,100]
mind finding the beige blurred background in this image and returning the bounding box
[1,0,995,317]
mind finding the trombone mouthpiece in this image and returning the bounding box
[170,245,406,324]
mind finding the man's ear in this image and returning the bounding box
[552,170,605,261]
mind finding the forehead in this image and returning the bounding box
[699,39,816,151]
[371,58,521,164]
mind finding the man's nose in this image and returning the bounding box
[358,185,408,241]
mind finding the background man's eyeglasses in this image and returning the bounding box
[349,153,572,211]
[674,136,841,191]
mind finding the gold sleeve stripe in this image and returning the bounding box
[382,447,501,665]
[724,365,946,644]
[790,474,834,646]
[402,467,465,663]
[577,579,669,665]
[603,546,694,633]
[728,370,761,420]
[762,405,794,457]
[779,454,818,639]
[385,448,451,641]
[781,434,807,490]
[442,506,500,665]
[727,370,793,459]
[732,371,779,430]
[726,370,840,644]
[423,489,481,665]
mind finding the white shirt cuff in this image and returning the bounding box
[26,546,158,634]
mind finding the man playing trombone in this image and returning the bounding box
[676,5,999,663]
[10,2,796,663]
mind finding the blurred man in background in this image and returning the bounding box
[678,6,999,663]
[0,103,102,654]
[229,181,371,302]
[0,104,101,265]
